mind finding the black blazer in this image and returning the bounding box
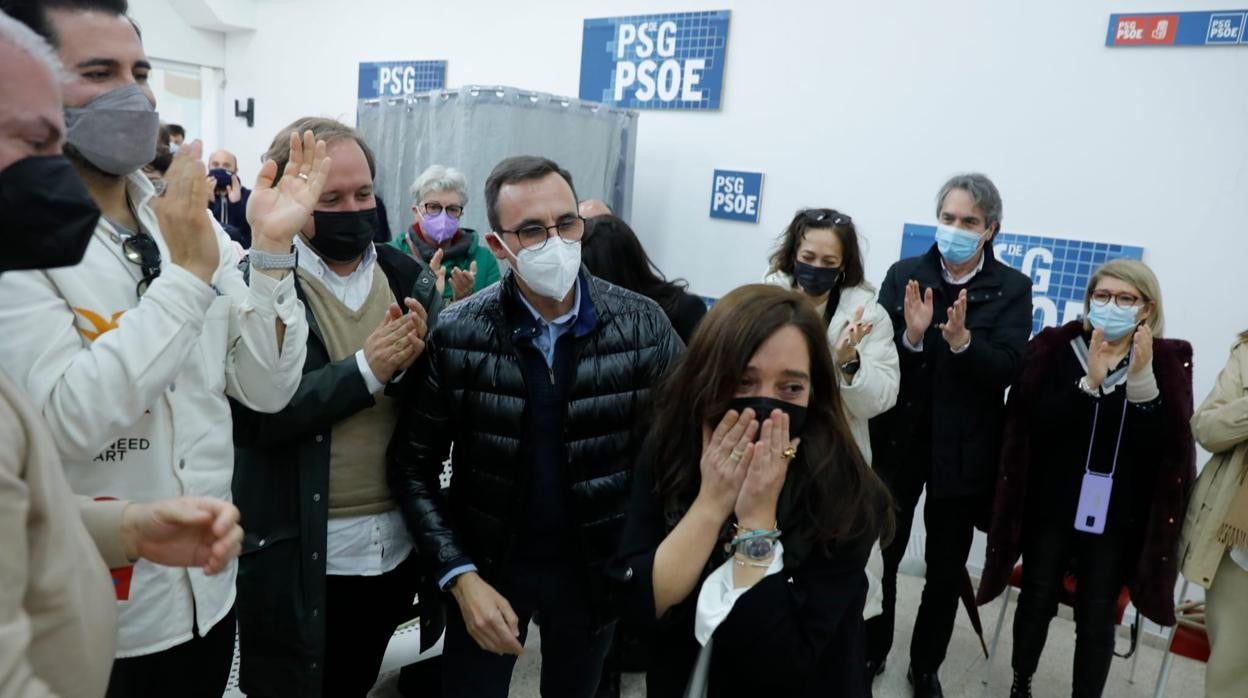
[869,243,1032,500]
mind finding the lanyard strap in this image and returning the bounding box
[1083,397,1129,478]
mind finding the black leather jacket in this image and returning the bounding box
[387,270,683,619]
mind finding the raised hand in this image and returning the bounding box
[1129,324,1154,375]
[248,130,332,253]
[429,248,447,297]
[695,409,759,520]
[940,289,971,349]
[1087,328,1113,390]
[120,496,243,575]
[735,411,799,529]
[153,140,218,284]
[227,173,243,204]
[835,305,873,365]
[450,260,478,301]
[903,280,934,347]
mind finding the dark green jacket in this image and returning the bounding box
[230,244,444,698]
[392,225,502,301]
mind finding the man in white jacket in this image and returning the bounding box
[0,1,329,695]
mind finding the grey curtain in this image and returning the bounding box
[357,85,639,241]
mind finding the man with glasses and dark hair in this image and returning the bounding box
[388,155,683,697]
[865,173,1032,697]
[393,163,501,302]
[0,2,326,695]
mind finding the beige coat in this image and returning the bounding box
[0,368,129,698]
[1180,340,1248,589]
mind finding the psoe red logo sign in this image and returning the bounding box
[1114,15,1179,45]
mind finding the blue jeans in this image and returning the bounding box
[441,560,615,698]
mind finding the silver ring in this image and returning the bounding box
[297,172,310,181]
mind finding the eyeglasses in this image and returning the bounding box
[499,216,586,252]
[801,208,852,226]
[122,233,162,297]
[1090,291,1143,309]
[420,202,464,218]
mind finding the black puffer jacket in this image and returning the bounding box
[387,270,683,620]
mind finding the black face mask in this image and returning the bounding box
[307,209,378,263]
[726,396,808,439]
[0,155,101,272]
[793,261,842,296]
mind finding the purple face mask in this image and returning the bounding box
[421,211,459,244]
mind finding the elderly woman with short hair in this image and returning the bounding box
[393,164,501,302]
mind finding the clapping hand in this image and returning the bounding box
[940,289,971,350]
[1129,324,1153,375]
[834,305,872,365]
[450,261,478,301]
[1087,328,1113,390]
[248,130,332,253]
[903,280,934,347]
[363,301,429,383]
[154,140,218,284]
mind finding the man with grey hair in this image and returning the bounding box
[865,173,1032,697]
[394,163,501,301]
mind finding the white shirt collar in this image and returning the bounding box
[293,236,378,310]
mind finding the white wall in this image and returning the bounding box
[129,0,225,68]
[130,0,1245,632]
[222,0,1242,426]
[147,0,1246,445]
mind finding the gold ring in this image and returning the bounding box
[781,446,797,461]
[727,450,744,462]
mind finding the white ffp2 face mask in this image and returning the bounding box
[493,232,582,301]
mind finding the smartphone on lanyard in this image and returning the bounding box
[1074,471,1113,534]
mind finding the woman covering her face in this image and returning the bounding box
[612,283,894,698]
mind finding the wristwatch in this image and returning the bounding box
[737,536,777,561]
[840,357,862,376]
[249,247,297,270]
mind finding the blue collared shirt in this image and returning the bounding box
[514,279,582,368]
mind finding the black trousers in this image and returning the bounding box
[441,559,615,698]
[105,606,236,698]
[1011,521,1130,698]
[321,553,422,698]
[865,469,982,674]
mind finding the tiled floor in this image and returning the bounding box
[226,570,1207,697]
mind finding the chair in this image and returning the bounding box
[1153,580,1208,698]
[985,564,1141,684]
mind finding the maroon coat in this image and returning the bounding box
[976,321,1195,625]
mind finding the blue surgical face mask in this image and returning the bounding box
[934,223,983,265]
[1086,300,1141,341]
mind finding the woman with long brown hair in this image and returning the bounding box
[612,284,894,697]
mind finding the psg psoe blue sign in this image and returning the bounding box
[579,10,730,110]
[709,170,762,223]
[357,61,447,99]
[1106,10,1248,47]
[899,224,1145,336]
